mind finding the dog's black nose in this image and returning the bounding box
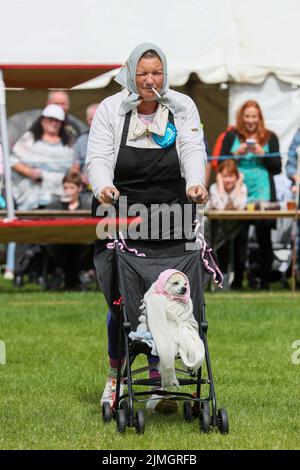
[180,287,187,294]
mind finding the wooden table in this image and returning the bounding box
[0,210,298,243]
[0,210,91,219]
[0,209,298,220]
[205,210,298,220]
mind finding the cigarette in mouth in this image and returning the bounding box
[152,87,161,99]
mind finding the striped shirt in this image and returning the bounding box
[10,131,74,209]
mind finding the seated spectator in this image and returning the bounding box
[47,91,87,144]
[218,100,282,290]
[208,159,247,210]
[8,90,87,149]
[10,104,75,210]
[10,104,75,286]
[46,171,93,290]
[71,103,98,210]
[72,103,98,177]
[286,128,300,285]
[48,171,90,211]
[207,160,247,288]
[274,173,293,204]
[286,127,300,186]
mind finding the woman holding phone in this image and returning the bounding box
[217,100,281,290]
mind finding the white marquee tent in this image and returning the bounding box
[1,0,300,86]
[1,0,300,218]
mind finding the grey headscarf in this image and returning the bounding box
[114,43,185,117]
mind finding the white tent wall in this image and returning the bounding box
[230,0,300,85]
[1,0,300,85]
[0,0,228,84]
[229,75,300,159]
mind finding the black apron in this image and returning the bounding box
[93,111,195,315]
[92,111,194,241]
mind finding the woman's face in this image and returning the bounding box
[41,117,62,136]
[136,57,164,102]
[242,106,260,134]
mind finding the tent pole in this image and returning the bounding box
[0,69,15,220]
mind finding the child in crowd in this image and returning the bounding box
[208,160,248,288]
[47,171,93,290]
[49,171,87,210]
[208,159,248,211]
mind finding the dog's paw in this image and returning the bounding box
[161,369,179,389]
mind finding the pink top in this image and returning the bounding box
[154,269,190,304]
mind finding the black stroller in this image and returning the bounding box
[100,242,229,435]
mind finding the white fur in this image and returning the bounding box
[142,275,205,389]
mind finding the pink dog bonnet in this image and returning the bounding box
[154,269,190,303]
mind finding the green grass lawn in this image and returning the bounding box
[0,282,300,450]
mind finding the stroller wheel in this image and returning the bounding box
[217,408,229,434]
[199,408,210,434]
[102,402,112,423]
[135,409,145,434]
[120,400,129,420]
[116,409,127,433]
[183,401,193,422]
[201,401,210,416]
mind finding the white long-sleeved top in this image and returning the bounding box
[208,183,248,210]
[86,89,207,199]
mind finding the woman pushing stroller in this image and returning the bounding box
[86,43,208,413]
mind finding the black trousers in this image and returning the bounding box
[232,221,274,288]
[48,244,93,288]
[217,239,234,273]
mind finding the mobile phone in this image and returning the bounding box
[246,138,256,147]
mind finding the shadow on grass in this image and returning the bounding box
[77,387,189,429]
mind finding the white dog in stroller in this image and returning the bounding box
[130,269,205,389]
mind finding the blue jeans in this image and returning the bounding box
[6,243,16,271]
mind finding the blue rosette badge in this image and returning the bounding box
[153,122,177,148]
